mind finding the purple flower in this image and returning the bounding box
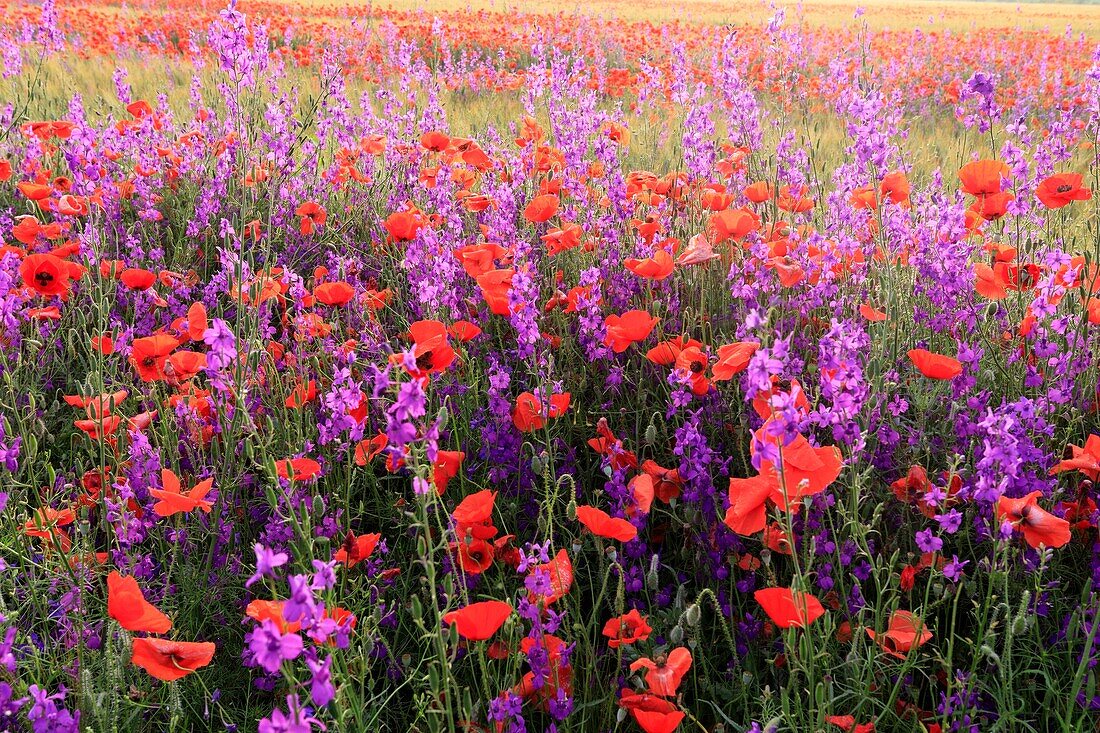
[247,544,289,588]
[248,620,304,674]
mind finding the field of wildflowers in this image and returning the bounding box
[1,0,1100,731]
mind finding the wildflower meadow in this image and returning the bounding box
[2,0,1100,730]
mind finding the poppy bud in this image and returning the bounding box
[311,495,325,516]
[435,405,449,431]
[646,555,660,589]
[616,708,628,724]
[409,595,423,621]
[531,453,545,476]
[669,625,683,644]
[644,423,658,446]
[684,603,701,628]
[983,302,999,321]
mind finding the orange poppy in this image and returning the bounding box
[107,572,172,633]
[624,249,674,280]
[432,450,465,495]
[958,159,1008,197]
[130,638,215,681]
[602,609,652,648]
[1049,435,1100,481]
[295,201,326,235]
[711,341,759,381]
[512,391,570,432]
[275,457,322,482]
[314,281,355,306]
[150,469,214,518]
[523,193,559,223]
[619,690,684,733]
[120,268,156,290]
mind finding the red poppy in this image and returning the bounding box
[826,715,875,733]
[246,600,302,634]
[166,351,206,384]
[275,457,322,482]
[630,647,692,697]
[641,460,683,503]
[384,205,425,242]
[130,335,179,382]
[859,303,887,322]
[674,346,710,395]
[284,380,318,408]
[314,281,354,306]
[996,491,1071,549]
[709,206,761,242]
[295,201,326,235]
[754,587,825,629]
[625,249,675,280]
[107,572,172,633]
[475,269,514,316]
[618,690,684,733]
[130,638,215,681]
[602,609,652,648]
[420,130,450,151]
[453,536,495,574]
[406,320,456,376]
[603,310,659,353]
[523,193,559,223]
[529,549,573,605]
[443,600,512,640]
[150,469,214,518]
[1036,173,1091,209]
[645,336,702,366]
[711,341,759,381]
[186,302,208,341]
[448,321,481,342]
[20,253,70,297]
[1050,435,1100,481]
[333,532,381,567]
[120,268,156,290]
[453,489,498,540]
[866,610,932,659]
[575,505,638,542]
[907,348,962,380]
[512,392,570,432]
[958,159,1008,197]
[432,450,465,495]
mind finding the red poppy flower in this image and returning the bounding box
[453,536,495,574]
[603,310,659,353]
[958,159,1008,197]
[420,130,450,151]
[314,281,354,306]
[130,638,215,681]
[630,647,692,697]
[186,302,208,341]
[20,253,70,297]
[1050,435,1100,481]
[432,450,464,495]
[709,206,761,242]
[754,587,825,629]
[443,600,512,640]
[333,532,381,567]
[641,460,683,503]
[150,469,214,518]
[524,194,559,223]
[285,380,318,408]
[866,610,932,659]
[512,391,570,432]
[120,268,156,290]
[1036,173,1091,209]
[529,549,573,605]
[625,249,674,280]
[996,491,1071,549]
[475,268,514,316]
[711,341,759,381]
[406,320,456,376]
[130,334,179,382]
[602,609,652,648]
[674,346,710,395]
[826,715,875,733]
[859,303,887,322]
[645,336,702,366]
[246,600,302,634]
[107,572,172,633]
[618,690,685,733]
[448,321,481,342]
[453,489,498,540]
[275,457,322,482]
[907,349,962,380]
[295,201,326,235]
[575,505,638,542]
[384,205,425,242]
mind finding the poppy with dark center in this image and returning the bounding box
[333,532,381,568]
[1036,173,1091,209]
[1049,435,1100,481]
[452,536,495,574]
[996,491,1071,549]
[130,334,179,382]
[295,201,326,235]
[674,345,710,395]
[630,647,692,697]
[602,609,652,648]
[20,253,70,297]
[275,457,322,482]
